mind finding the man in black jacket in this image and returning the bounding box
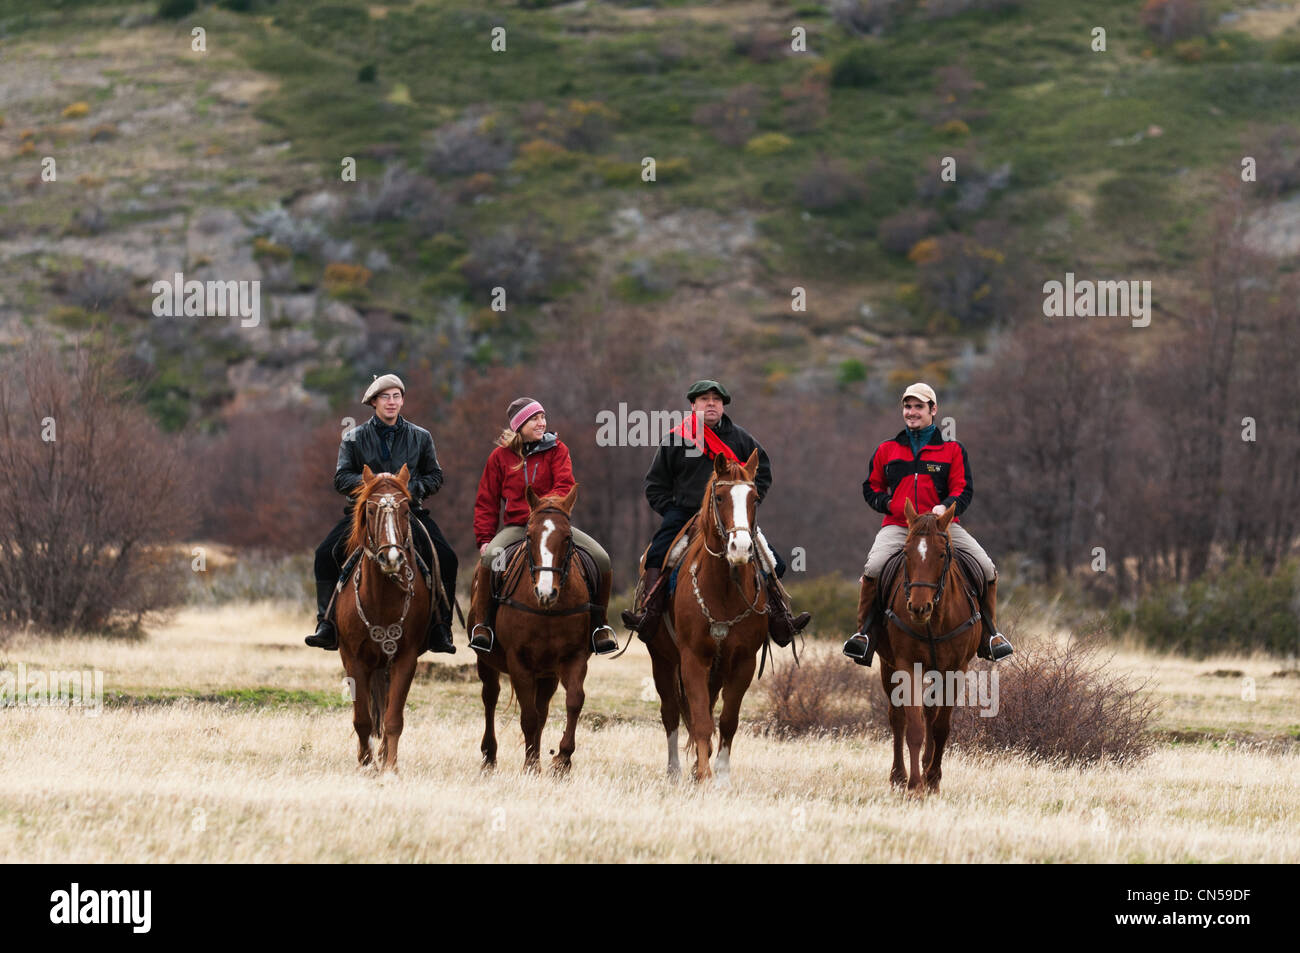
[306,374,458,654]
[621,380,810,647]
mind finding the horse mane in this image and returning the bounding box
[347,474,411,554]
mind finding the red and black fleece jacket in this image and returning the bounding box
[862,429,973,529]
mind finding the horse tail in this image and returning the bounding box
[368,663,391,740]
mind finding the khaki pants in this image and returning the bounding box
[863,522,996,582]
[479,524,611,573]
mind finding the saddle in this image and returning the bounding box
[876,546,987,625]
[491,538,601,612]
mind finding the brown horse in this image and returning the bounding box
[472,484,602,774]
[876,499,983,795]
[646,449,768,784]
[335,464,433,773]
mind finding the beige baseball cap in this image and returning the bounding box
[363,373,405,405]
[901,382,937,405]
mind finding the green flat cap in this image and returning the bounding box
[686,379,730,404]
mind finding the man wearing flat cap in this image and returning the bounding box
[842,381,1012,667]
[306,373,458,654]
[621,379,811,647]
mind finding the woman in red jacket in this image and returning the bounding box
[467,398,616,655]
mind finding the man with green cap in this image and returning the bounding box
[621,379,811,647]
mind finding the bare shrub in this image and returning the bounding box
[347,162,445,225]
[796,156,866,211]
[1140,0,1207,45]
[878,207,941,255]
[62,263,130,312]
[922,0,1021,20]
[831,0,903,36]
[732,26,787,63]
[761,630,1160,767]
[0,337,193,634]
[425,110,514,175]
[460,226,572,303]
[692,84,762,148]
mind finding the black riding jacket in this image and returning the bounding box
[643,413,773,515]
[334,415,443,511]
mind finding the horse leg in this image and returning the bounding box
[881,662,906,788]
[477,657,500,769]
[552,656,588,776]
[649,640,682,780]
[381,653,418,773]
[679,647,715,782]
[535,674,559,766]
[925,704,954,794]
[511,666,542,773]
[715,649,757,788]
[343,653,373,769]
[904,703,926,796]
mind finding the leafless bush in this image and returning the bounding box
[1245,124,1300,198]
[922,0,1021,20]
[425,111,514,176]
[796,157,866,210]
[1140,0,1207,45]
[0,338,193,634]
[460,226,571,303]
[347,163,442,224]
[692,84,762,148]
[761,631,1160,767]
[62,263,130,312]
[878,207,940,255]
[831,0,903,35]
[732,26,787,63]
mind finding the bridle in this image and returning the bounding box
[885,522,982,669]
[691,475,768,641]
[494,505,596,617]
[353,487,418,658]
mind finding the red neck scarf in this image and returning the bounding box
[669,414,740,463]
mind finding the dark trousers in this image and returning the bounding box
[314,510,458,620]
[645,505,787,578]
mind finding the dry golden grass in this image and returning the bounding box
[0,605,1296,863]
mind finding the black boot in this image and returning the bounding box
[766,575,811,648]
[975,578,1013,662]
[305,577,339,650]
[621,567,669,644]
[843,575,878,666]
[425,616,456,655]
[590,569,617,655]
[468,564,497,654]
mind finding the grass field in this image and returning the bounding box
[1,603,1297,863]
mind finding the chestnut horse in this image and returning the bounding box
[647,449,768,784]
[876,499,983,795]
[336,464,433,773]
[473,484,603,774]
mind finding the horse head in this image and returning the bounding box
[701,449,760,568]
[349,464,414,578]
[902,498,956,623]
[524,483,578,608]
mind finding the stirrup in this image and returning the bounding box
[469,623,495,654]
[591,625,617,656]
[842,632,875,667]
[988,632,1013,661]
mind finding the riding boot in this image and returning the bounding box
[766,575,811,648]
[423,597,456,655]
[468,563,497,653]
[589,570,617,655]
[842,575,878,666]
[305,577,339,650]
[620,566,660,630]
[976,577,1014,661]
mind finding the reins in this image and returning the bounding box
[884,527,982,669]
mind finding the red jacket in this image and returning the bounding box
[863,429,973,529]
[473,434,575,547]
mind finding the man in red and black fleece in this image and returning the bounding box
[843,382,1012,666]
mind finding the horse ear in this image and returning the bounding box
[713,452,729,477]
[904,498,918,525]
[937,502,956,531]
[560,483,579,513]
[743,448,759,480]
[526,486,541,510]
[395,463,410,487]
[362,464,375,483]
